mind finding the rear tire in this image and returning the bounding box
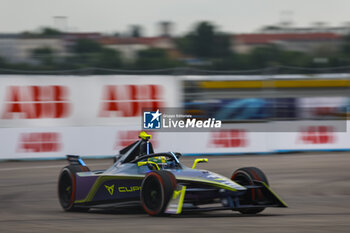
[140,171,176,216]
[58,165,90,212]
[231,167,268,214]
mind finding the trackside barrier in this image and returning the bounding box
[0,75,349,160]
[0,122,350,160]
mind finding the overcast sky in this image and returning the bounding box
[1,0,349,36]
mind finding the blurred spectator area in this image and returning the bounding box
[183,75,350,122]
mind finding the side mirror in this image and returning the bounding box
[138,161,160,170]
[192,158,208,169]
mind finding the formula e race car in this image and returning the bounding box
[58,131,287,216]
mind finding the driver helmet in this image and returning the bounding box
[148,156,167,169]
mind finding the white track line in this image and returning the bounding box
[0,163,110,172]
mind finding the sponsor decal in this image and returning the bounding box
[99,85,164,117]
[17,132,62,152]
[104,184,115,195]
[2,85,71,119]
[298,126,335,144]
[118,186,141,192]
[209,130,247,148]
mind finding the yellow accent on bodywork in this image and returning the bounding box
[214,178,225,181]
[172,189,182,199]
[176,186,186,214]
[261,182,288,207]
[139,131,152,140]
[137,161,160,170]
[176,176,241,192]
[192,158,208,169]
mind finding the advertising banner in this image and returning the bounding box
[0,75,181,128]
[2,122,350,159]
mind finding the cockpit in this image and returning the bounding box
[113,132,182,170]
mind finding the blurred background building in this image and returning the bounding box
[0,21,350,71]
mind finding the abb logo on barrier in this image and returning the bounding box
[1,86,71,119]
[209,130,247,148]
[99,85,164,117]
[115,131,158,150]
[298,126,335,144]
[17,132,62,153]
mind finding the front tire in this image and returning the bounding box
[140,171,176,216]
[231,167,269,214]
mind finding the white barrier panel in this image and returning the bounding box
[0,127,263,159]
[267,120,347,151]
[1,121,349,159]
[0,75,181,128]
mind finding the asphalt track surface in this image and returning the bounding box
[1,152,350,233]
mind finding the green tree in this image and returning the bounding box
[177,21,232,59]
[21,27,62,38]
[66,39,123,69]
[336,34,350,66]
[134,48,181,69]
[248,45,281,68]
[95,48,122,68]
[192,22,215,58]
[40,27,62,36]
[31,47,55,66]
[69,39,103,66]
[213,33,232,58]
[72,39,102,54]
[130,25,143,38]
[0,56,6,66]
